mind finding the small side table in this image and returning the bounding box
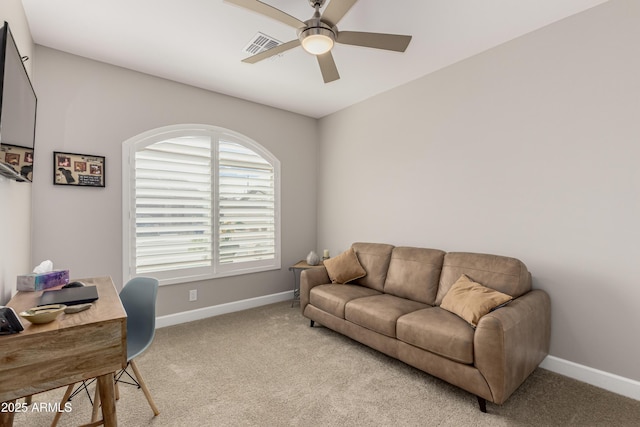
[289,260,325,307]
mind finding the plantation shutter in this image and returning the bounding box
[134,136,213,274]
[218,140,275,264]
[124,125,280,285]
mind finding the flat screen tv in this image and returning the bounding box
[0,21,37,182]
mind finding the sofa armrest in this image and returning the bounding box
[300,267,330,313]
[473,289,551,404]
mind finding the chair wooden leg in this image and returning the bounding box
[130,359,160,416]
[91,384,101,423]
[51,383,75,427]
[115,377,120,401]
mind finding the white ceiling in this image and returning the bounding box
[21,0,609,118]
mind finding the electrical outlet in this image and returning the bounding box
[189,289,197,301]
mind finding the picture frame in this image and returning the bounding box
[53,151,105,187]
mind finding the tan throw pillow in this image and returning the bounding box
[440,274,512,327]
[323,248,366,284]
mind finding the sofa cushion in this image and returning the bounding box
[435,252,531,305]
[309,284,381,319]
[440,274,513,327]
[383,247,446,305]
[350,242,394,292]
[397,307,475,364]
[323,248,367,284]
[345,294,428,338]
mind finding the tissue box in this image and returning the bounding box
[17,270,70,292]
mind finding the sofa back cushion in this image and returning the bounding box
[350,242,395,292]
[435,252,531,305]
[383,247,446,305]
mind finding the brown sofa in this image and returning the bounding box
[300,242,551,412]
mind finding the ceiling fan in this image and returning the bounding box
[225,0,412,83]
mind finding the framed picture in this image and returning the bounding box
[53,151,105,187]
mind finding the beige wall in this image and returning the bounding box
[318,0,639,381]
[30,47,318,316]
[0,0,34,304]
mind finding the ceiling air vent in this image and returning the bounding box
[243,32,282,55]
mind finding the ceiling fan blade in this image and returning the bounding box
[242,39,301,64]
[225,0,305,29]
[322,0,358,27]
[317,51,340,83]
[337,31,412,52]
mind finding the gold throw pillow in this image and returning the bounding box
[440,274,512,327]
[323,248,366,284]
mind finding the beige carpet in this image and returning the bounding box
[13,301,640,426]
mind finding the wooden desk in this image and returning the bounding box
[0,276,127,426]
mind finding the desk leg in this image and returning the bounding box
[97,372,117,427]
[0,400,16,426]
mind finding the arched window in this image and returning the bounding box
[123,125,280,285]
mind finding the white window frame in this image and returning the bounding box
[122,124,281,286]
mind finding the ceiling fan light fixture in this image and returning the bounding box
[300,27,335,55]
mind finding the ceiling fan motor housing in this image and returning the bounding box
[298,16,336,55]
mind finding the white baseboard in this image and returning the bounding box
[155,290,294,329]
[156,293,639,402]
[540,355,640,401]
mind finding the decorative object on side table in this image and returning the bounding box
[306,251,320,266]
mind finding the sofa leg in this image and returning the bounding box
[310,320,315,327]
[477,396,487,413]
